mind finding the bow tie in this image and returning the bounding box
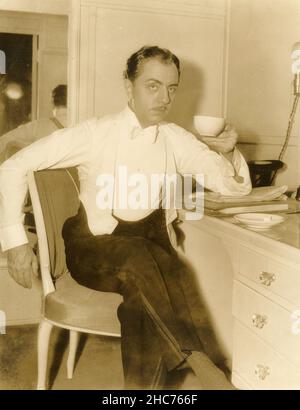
[130,125,159,144]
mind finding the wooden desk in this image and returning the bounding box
[177,207,300,389]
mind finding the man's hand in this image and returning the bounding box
[199,124,245,183]
[6,243,39,288]
[199,124,238,154]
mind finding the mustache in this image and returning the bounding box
[151,106,169,111]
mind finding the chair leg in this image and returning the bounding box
[67,330,79,379]
[36,319,53,390]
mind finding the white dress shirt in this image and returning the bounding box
[113,128,166,221]
[0,106,252,252]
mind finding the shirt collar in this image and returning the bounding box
[121,105,160,144]
[53,107,67,128]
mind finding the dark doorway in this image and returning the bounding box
[0,33,34,136]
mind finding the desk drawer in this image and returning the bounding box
[239,245,300,306]
[233,322,300,389]
[233,280,300,367]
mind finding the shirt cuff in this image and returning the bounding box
[220,147,243,177]
[0,223,29,252]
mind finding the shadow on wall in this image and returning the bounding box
[168,59,203,133]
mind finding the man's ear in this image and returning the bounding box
[124,78,134,101]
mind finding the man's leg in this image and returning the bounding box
[63,234,198,383]
[63,223,232,390]
[117,294,169,390]
[185,351,235,390]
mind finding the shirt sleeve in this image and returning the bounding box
[0,123,35,163]
[166,123,252,196]
[0,119,95,251]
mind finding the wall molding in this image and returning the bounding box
[0,11,42,33]
[0,0,70,16]
[81,0,226,18]
[68,0,80,125]
[238,134,298,147]
[74,0,228,121]
[40,49,68,57]
[6,317,40,326]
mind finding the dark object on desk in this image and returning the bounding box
[248,160,285,187]
[295,186,300,201]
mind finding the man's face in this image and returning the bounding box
[125,58,179,128]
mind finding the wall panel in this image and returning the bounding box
[77,0,228,132]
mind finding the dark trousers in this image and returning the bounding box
[62,206,206,389]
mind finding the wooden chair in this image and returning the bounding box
[27,168,122,390]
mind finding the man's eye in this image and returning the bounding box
[168,87,177,94]
[148,84,158,91]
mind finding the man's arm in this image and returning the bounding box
[166,123,252,196]
[0,119,95,250]
[200,125,246,183]
[0,119,95,287]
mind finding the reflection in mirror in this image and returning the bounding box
[0,11,68,164]
[0,33,34,136]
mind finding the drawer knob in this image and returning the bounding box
[252,314,268,329]
[255,364,270,380]
[259,271,276,286]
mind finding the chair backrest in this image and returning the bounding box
[28,168,80,296]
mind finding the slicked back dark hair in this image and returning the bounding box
[124,45,181,82]
[52,84,67,107]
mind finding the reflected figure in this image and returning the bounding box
[0,33,33,136]
[0,84,67,164]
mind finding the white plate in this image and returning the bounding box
[234,213,285,229]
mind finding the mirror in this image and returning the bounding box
[0,33,34,135]
[0,10,68,161]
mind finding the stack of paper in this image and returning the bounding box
[203,185,289,215]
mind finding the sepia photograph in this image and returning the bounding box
[0,0,300,393]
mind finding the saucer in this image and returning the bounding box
[233,213,285,230]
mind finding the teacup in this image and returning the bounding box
[193,115,225,137]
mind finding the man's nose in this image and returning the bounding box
[159,86,170,105]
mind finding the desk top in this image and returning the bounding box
[180,199,300,263]
[224,210,300,250]
[217,199,300,250]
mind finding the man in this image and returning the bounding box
[0,84,67,164]
[0,46,251,389]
